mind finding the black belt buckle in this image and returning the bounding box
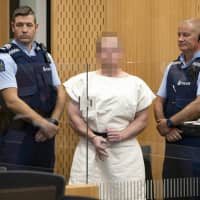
[93,131,108,138]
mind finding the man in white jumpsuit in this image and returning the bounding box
[64,32,155,200]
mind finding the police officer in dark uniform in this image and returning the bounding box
[154,18,200,199]
[0,6,66,172]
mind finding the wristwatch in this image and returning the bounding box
[47,118,59,126]
[166,119,174,128]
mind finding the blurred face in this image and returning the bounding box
[97,36,122,65]
[11,15,38,45]
[177,22,199,54]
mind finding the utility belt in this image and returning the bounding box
[0,108,51,133]
[93,131,108,138]
[177,123,200,137]
[0,109,14,133]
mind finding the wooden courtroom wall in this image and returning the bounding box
[51,0,200,186]
[0,0,9,46]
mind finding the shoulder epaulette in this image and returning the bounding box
[0,43,20,55]
[35,42,47,52]
[3,43,12,49]
[35,42,51,64]
[0,43,12,53]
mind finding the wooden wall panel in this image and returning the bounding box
[0,0,9,46]
[51,0,200,187]
[105,0,154,85]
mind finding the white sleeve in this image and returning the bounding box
[63,73,85,103]
[136,78,156,112]
[0,53,17,90]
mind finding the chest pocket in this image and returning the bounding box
[33,63,57,113]
[18,85,39,109]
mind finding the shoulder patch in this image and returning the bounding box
[0,43,12,53]
[3,44,12,49]
[0,59,5,72]
[8,48,20,55]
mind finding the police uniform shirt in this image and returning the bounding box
[0,40,61,91]
[157,51,200,98]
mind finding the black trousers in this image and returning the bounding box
[0,128,55,172]
[163,139,200,200]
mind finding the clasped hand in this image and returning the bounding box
[35,119,59,142]
[157,118,182,142]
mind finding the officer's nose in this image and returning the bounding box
[22,25,28,32]
[178,34,185,42]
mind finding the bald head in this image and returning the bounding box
[178,18,200,58]
[180,18,200,37]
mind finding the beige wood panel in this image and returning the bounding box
[65,184,99,198]
[0,0,9,46]
[105,0,154,86]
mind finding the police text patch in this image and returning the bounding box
[0,59,5,72]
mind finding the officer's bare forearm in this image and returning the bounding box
[153,96,166,122]
[1,87,48,127]
[170,96,200,125]
[51,85,66,120]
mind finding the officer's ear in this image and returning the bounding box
[198,34,200,42]
[11,22,15,33]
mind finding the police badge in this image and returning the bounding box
[0,59,5,72]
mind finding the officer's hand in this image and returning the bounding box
[166,128,182,142]
[35,130,48,142]
[40,119,59,139]
[91,136,108,160]
[157,118,171,136]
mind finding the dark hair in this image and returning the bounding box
[96,32,121,53]
[12,6,36,23]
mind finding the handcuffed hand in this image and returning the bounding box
[35,118,59,142]
[107,128,123,142]
[91,135,108,160]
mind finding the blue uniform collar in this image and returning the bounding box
[179,51,200,69]
[12,40,37,56]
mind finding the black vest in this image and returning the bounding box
[0,42,57,116]
[164,57,200,118]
